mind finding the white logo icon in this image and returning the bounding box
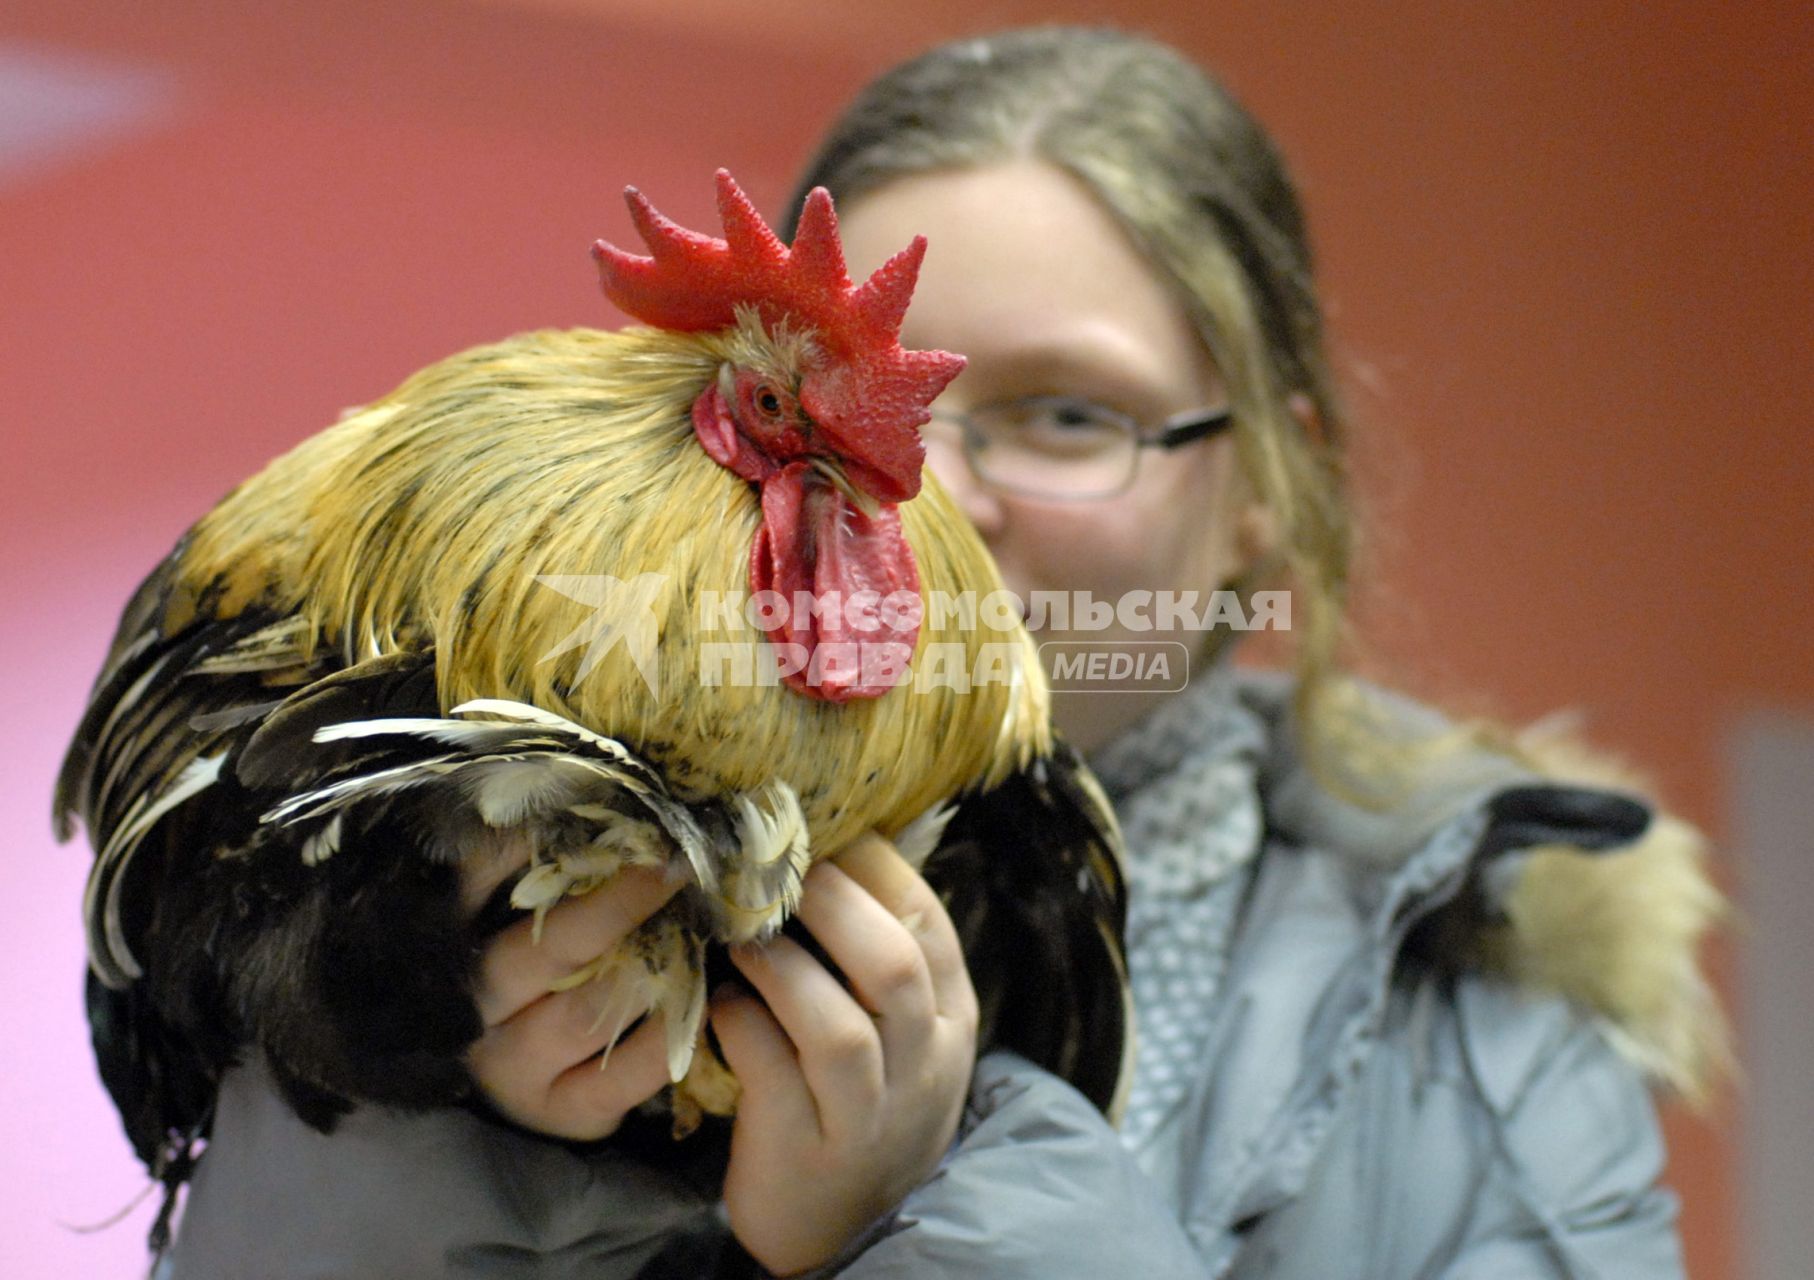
[534,573,670,697]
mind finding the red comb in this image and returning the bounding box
[594,170,964,495]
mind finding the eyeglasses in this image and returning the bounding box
[924,394,1235,500]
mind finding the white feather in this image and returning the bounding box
[509,810,674,940]
[549,911,705,1083]
[717,780,812,943]
[300,812,343,866]
[87,647,183,776]
[634,791,717,896]
[189,617,313,675]
[463,758,594,827]
[88,753,227,986]
[661,927,708,1084]
[893,799,959,870]
[312,717,523,745]
[447,699,645,766]
[260,755,466,826]
[732,780,808,871]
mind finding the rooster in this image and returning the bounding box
[55,171,1130,1242]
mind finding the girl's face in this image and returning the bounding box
[837,160,1274,751]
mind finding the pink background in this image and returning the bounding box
[3,2,1808,1275]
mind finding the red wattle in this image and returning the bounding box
[750,464,920,702]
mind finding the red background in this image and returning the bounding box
[4,2,1807,1275]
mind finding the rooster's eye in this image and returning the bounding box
[755,386,784,417]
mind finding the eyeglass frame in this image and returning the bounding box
[924,394,1236,501]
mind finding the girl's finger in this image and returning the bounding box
[794,860,937,1035]
[730,938,884,1125]
[830,834,975,1022]
[474,867,680,1026]
[532,1013,674,1140]
[710,985,820,1136]
[458,832,534,918]
[469,979,654,1111]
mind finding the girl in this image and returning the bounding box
[160,26,1723,1279]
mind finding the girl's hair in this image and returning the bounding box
[784,26,1355,747]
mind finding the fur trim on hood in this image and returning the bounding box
[1238,672,1730,1104]
[1484,727,1730,1104]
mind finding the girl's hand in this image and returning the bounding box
[463,862,682,1138]
[710,833,981,1277]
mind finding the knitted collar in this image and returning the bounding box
[1086,661,1271,1147]
[1086,661,1269,894]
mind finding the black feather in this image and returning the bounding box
[924,739,1130,1116]
[235,650,439,789]
[54,591,483,1184]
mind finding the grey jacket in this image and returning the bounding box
[162,673,1720,1278]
